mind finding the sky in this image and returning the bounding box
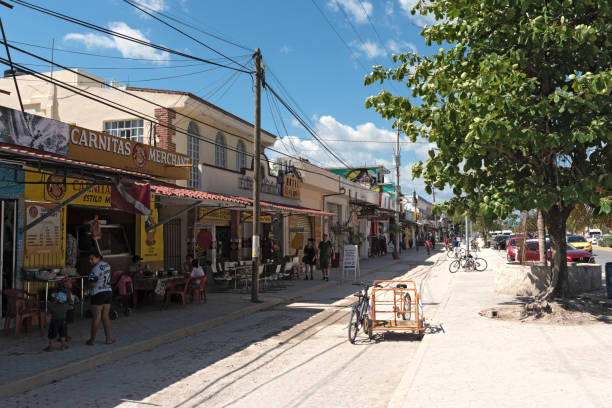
[1,0,450,201]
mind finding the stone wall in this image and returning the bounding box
[495,263,603,297]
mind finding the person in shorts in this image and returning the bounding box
[302,238,316,280]
[87,252,114,345]
[44,291,73,351]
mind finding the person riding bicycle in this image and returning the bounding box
[444,236,450,251]
[453,236,460,256]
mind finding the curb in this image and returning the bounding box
[387,253,455,408]
[595,246,612,251]
[0,257,404,398]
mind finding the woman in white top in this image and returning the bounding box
[190,259,205,288]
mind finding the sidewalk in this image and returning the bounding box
[0,249,426,398]
[390,248,612,408]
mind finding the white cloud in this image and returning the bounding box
[327,0,373,24]
[134,0,168,13]
[280,45,293,55]
[355,40,386,59]
[398,0,437,27]
[387,39,417,54]
[385,1,394,16]
[64,21,170,64]
[290,118,301,128]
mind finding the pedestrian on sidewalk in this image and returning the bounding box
[425,238,432,255]
[86,252,114,346]
[44,290,73,352]
[318,234,332,281]
[453,236,460,257]
[302,238,316,280]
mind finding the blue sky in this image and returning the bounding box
[2,0,448,201]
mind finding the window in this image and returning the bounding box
[103,119,144,142]
[187,121,201,189]
[236,140,246,171]
[215,132,226,168]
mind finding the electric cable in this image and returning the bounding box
[7,0,253,74]
[356,0,391,56]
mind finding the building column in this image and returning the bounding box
[154,108,177,152]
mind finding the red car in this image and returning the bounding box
[506,236,527,261]
[524,240,594,263]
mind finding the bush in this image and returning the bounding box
[599,235,612,248]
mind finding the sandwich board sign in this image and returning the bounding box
[342,244,360,281]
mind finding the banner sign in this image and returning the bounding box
[25,169,111,207]
[136,195,163,262]
[241,212,272,224]
[111,182,151,217]
[25,202,62,255]
[0,106,190,179]
[198,207,231,226]
[69,125,190,179]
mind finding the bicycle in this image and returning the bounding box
[446,247,466,259]
[394,283,411,321]
[348,282,381,343]
[449,254,488,273]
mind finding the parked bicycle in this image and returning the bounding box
[449,254,487,273]
[446,247,466,259]
[348,281,381,343]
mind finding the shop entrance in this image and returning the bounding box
[0,199,17,319]
[164,218,181,271]
[216,226,231,263]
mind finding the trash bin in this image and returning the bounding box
[606,262,612,299]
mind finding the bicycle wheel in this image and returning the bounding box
[446,249,455,258]
[348,305,360,344]
[449,260,460,273]
[475,257,488,271]
[401,293,412,320]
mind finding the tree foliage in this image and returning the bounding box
[365,0,611,297]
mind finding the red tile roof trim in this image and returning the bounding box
[150,184,246,204]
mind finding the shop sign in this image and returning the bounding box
[137,195,163,262]
[282,173,301,200]
[25,202,62,255]
[25,169,111,207]
[69,125,190,180]
[198,207,231,226]
[241,212,272,224]
[238,175,281,195]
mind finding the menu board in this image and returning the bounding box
[25,203,61,255]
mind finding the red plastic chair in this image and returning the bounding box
[190,275,207,304]
[3,289,45,338]
[164,278,191,309]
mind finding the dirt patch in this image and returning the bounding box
[480,297,612,325]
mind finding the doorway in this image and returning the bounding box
[1,199,17,319]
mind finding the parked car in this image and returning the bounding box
[494,235,509,250]
[566,235,592,253]
[506,236,527,261]
[524,240,595,263]
[587,229,602,245]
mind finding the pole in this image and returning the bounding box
[251,48,262,303]
[432,187,436,243]
[394,124,400,257]
[413,190,417,251]
[465,215,470,257]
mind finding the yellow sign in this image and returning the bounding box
[282,173,301,200]
[69,125,190,180]
[198,207,231,226]
[241,212,272,224]
[25,169,111,207]
[137,195,163,262]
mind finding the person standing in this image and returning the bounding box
[318,234,332,281]
[86,252,114,345]
[302,238,316,280]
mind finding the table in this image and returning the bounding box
[25,275,88,317]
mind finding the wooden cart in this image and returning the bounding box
[368,280,425,339]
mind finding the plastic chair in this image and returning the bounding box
[190,275,208,304]
[164,278,191,309]
[3,289,45,338]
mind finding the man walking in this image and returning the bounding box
[318,234,332,281]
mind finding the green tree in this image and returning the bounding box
[365,0,611,298]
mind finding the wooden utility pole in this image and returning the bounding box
[251,48,263,302]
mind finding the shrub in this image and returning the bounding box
[599,235,612,248]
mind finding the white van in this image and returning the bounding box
[587,229,602,245]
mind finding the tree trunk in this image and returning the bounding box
[537,210,546,266]
[542,205,572,298]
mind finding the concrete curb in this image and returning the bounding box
[0,257,403,398]
[387,253,455,408]
[595,246,612,251]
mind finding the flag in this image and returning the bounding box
[111,182,152,219]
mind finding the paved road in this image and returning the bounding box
[5,251,453,408]
[593,247,612,266]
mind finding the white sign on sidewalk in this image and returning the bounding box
[342,244,360,281]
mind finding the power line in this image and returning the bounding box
[309,0,370,73]
[356,0,391,56]
[0,54,347,183]
[127,0,252,52]
[13,58,250,70]
[123,0,250,71]
[8,0,253,74]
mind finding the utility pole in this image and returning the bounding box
[413,190,417,251]
[432,186,436,244]
[465,215,470,257]
[394,124,400,258]
[251,48,263,303]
